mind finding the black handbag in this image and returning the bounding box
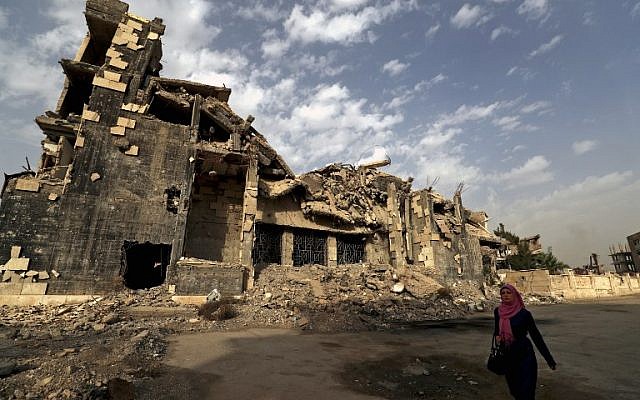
[487,337,507,375]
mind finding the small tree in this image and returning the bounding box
[507,241,535,270]
[534,247,569,273]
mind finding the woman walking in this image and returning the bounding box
[494,284,556,400]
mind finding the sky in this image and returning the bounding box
[0,0,639,267]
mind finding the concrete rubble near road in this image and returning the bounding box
[0,266,508,399]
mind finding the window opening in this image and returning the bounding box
[165,186,181,214]
[337,235,366,264]
[293,229,327,266]
[198,111,231,143]
[121,241,171,289]
[252,224,283,266]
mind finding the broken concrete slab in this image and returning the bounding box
[110,125,126,135]
[124,145,139,156]
[15,179,40,192]
[81,108,100,122]
[21,282,48,295]
[116,116,136,128]
[92,76,127,92]
[5,258,30,271]
[10,246,21,258]
[0,282,23,295]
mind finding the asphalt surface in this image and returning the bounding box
[148,295,640,399]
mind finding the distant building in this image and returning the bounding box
[520,234,542,255]
[627,232,640,272]
[609,244,636,274]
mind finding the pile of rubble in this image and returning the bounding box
[0,266,497,399]
[243,263,493,332]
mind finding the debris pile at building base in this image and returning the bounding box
[0,267,502,399]
[243,263,492,331]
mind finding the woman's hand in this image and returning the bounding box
[495,335,502,343]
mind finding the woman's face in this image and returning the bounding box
[500,288,514,303]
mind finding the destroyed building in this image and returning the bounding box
[0,0,505,297]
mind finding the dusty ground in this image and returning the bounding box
[1,268,632,400]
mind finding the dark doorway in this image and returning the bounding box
[121,241,171,289]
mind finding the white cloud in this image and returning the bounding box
[283,1,412,45]
[521,100,551,114]
[572,139,598,155]
[0,7,8,30]
[494,155,553,188]
[329,0,370,11]
[582,11,595,26]
[450,4,492,29]
[490,25,515,41]
[425,23,440,39]
[493,171,640,266]
[493,115,522,131]
[263,83,404,170]
[384,73,446,109]
[528,34,563,58]
[632,3,640,19]
[382,59,409,76]
[0,38,62,107]
[517,0,549,20]
[236,3,284,22]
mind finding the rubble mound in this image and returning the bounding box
[0,268,497,399]
[242,263,491,332]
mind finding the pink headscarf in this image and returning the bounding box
[498,284,525,345]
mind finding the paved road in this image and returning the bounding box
[143,295,640,399]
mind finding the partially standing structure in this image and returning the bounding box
[0,0,504,297]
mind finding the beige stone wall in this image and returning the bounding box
[503,269,640,299]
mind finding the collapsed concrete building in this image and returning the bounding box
[0,0,505,298]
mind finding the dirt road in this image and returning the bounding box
[144,296,640,399]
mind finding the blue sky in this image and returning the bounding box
[0,0,638,267]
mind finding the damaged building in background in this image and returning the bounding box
[0,0,506,297]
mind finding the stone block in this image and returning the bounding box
[124,145,139,156]
[148,31,159,40]
[10,246,21,258]
[106,48,121,58]
[126,42,144,51]
[93,76,127,92]
[38,271,50,280]
[15,179,40,192]
[117,117,136,128]
[110,126,126,136]
[126,19,143,31]
[103,70,121,82]
[90,173,101,182]
[117,23,134,33]
[81,108,100,122]
[48,193,59,201]
[75,135,85,148]
[109,57,128,70]
[5,258,29,271]
[0,283,23,295]
[21,283,48,295]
